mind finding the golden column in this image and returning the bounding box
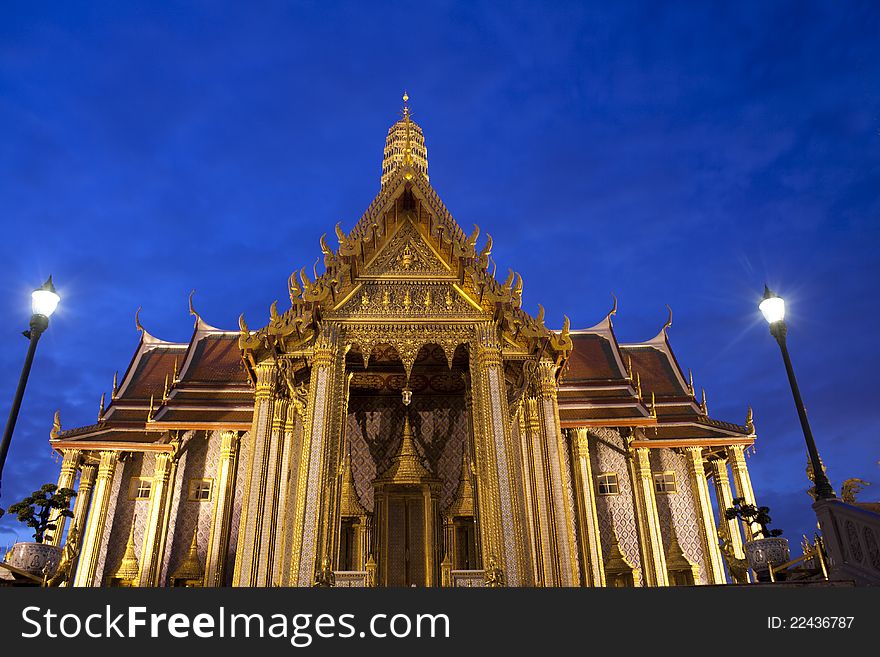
[709,456,745,560]
[260,397,294,586]
[70,462,97,545]
[288,325,346,586]
[468,322,531,586]
[441,515,454,585]
[233,360,288,586]
[462,375,483,569]
[727,445,759,540]
[628,442,668,586]
[572,428,605,586]
[320,366,353,576]
[47,449,81,546]
[72,450,118,587]
[535,359,581,587]
[138,450,176,587]
[521,396,554,585]
[354,515,370,572]
[204,430,240,587]
[684,446,727,584]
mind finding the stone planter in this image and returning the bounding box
[744,537,790,582]
[5,542,63,578]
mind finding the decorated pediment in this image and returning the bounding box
[362,217,452,278]
[329,282,483,320]
[237,106,571,368]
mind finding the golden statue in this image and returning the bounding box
[43,524,80,587]
[484,555,504,587]
[313,556,336,587]
[841,478,870,504]
[717,531,748,585]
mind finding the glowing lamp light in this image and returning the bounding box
[31,276,60,318]
[759,285,785,325]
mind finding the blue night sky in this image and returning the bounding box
[1,1,878,548]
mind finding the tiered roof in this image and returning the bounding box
[51,304,252,450]
[558,305,753,445]
[51,99,753,453]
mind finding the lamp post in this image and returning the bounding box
[0,276,61,496]
[759,285,835,500]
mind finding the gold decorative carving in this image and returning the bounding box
[344,324,472,377]
[171,528,204,584]
[110,524,140,582]
[364,219,450,277]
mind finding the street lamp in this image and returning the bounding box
[0,276,61,496]
[759,285,835,500]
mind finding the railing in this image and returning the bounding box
[450,570,485,587]
[334,571,370,587]
[813,498,880,586]
[769,535,828,582]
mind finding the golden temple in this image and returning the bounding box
[47,95,760,587]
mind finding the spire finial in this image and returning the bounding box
[403,92,413,167]
[51,411,61,440]
[188,289,201,328]
[381,91,429,187]
[663,304,673,332]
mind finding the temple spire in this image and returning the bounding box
[381,92,429,187]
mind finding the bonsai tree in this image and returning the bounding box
[725,497,783,539]
[4,483,77,544]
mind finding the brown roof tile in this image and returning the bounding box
[564,333,624,382]
[623,346,689,398]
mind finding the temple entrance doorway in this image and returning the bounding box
[372,418,442,587]
[383,487,428,586]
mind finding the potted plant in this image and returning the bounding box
[725,497,789,581]
[2,483,76,577]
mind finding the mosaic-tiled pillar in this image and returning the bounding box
[572,428,605,586]
[684,446,726,584]
[204,430,240,587]
[47,449,81,546]
[138,450,176,586]
[468,322,531,586]
[462,375,483,569]
[70,462,97,547]
[73,450,118,587]
[728,445,760,540]
[710,456,746,560]
[629,444,668,586]
[288,325,347,586]
[516,400,540,584]
[520,397,553,584]
[233,360,293,586]
[535,360,581,587]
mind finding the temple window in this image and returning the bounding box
[188,479,213,502]
[653,471,677,494]
[596,473,620,495]
[129,478,152,501]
